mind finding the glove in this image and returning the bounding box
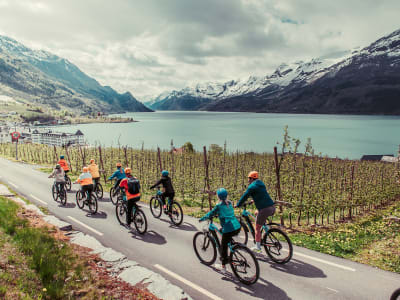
[198,219,203,223]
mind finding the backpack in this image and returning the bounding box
[127,177,140,194]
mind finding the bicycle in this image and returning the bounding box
[115,193,147,234]
[93,180,103,200]
[391,288,400,300]
[237,201,293,264]
[149,187,183,226]
[51,182,67,206]
[75,184,98,214]
[64,174,71,191]
[109,179,122,205]
[193,216,260,285]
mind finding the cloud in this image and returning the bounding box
[0,0,400,99]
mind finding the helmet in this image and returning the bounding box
[125,167,131,174]
[60,155,64,159]
[216,188,228,200]
[55,164,61,169]
[116,162,122,167]
[90,159,95,163]
[248,171,259,179]
[83,167,89,172]
[161,170,169,177]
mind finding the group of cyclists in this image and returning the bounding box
[49,155,277,277]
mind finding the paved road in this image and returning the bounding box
[0,157,399,300]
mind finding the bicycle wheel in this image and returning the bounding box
[150,197,162,218]
[115,202,126,225]
[110,187,118,205]
[76,191,84,209]
[88,193,98,214]
[193,232,217,265]
[169,202,183,226]
[60,188,67,206]
[133,208,148,234]
[65,176,71,191]
[52,184,58,201]
[263,228,293,264]
[95,183,103,199]
[229,244,260,285]
[391,288,400,300]
[236,220,249,245]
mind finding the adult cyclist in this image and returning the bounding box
[200,188,241,272]
[88,159,100,190]
[58,155,69,179]
[74,167,94,201]
[107,163,126,196]
[235,171,275,253]
[119,168,141,226]
[150,170,175,214]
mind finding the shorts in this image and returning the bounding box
[256,205,276,226]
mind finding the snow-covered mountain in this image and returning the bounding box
[147,28,400,114]
[0,35,152,113]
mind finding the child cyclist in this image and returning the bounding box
[74,167,94,201]
[119,168,140,226]
[58,155,69,178]
[48,164,65,194]
[150,170,175,214]
[199,188,241,272]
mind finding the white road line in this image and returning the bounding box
[290,250,356,272]
[30,194,47,205]
[154,264,223,300]
[9,182,18,189]
[67,216,104,236]
[326,287,339,293]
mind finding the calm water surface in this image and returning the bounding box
[56,111,400,159]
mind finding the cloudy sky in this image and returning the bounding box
[0,0,399,100]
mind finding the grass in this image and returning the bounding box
[287,198,400,273]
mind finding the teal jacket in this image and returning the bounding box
[237,179,274,210]
[108,168,126,181]
[200,201,241,234]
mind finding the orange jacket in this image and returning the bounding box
[58,159,69,171]
[88,163,100,178]
[77,172,93,186]
[119,177,140,200]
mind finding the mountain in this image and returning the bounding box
[147,28,400,115]
[0,35,152,114]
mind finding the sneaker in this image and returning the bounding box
[251,246,262,253]
[213,264,227,273]
[163,205,167,210]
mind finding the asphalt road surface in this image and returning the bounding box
[0,157,399,300]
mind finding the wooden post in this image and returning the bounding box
[53,145,58,164]
[123,146,128,167]
[348,165,354,219]
[65,145,73,173]
[170,140,175,178]
[203,146,212,210]
[98,146,107,182]
[274,146,284,226]
[157,147,163,172]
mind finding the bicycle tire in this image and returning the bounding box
[88,193,98,214]
[76,191,84,209]
[169,202,183,226]
[115,202,126,225]
[133,208,147,234]
[52,184,58,201]
[110,187,118,205]
[150,197,162,218]
[65,176,71,191]
[60,189,67,206]
[238,220,249,245]
[95,183,103,199]
[391,288,400,300]
[263,227,293,264]
[193,232,217,265]
[229,244,260,285]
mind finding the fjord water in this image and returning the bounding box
[57,111,400,159]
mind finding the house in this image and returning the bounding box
[171,147,184,154]
[360,154,394,161]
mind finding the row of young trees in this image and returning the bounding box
[1,137,399,227]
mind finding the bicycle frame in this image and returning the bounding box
[204,219,235,256]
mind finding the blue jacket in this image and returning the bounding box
[237,179,274,210]
[200,201,241,233]
[108,168,126,181]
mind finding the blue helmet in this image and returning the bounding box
[217,188,228,201]
[161,170,169,177]
[60,155,64,159]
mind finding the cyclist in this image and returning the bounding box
[236,171,275,253]
[199,188,241,272]
[150,170,175,214]
[108,163,126,195]
[58,155,70,178]
[119,168,141,226]
[88,159,100,190]
[48,164,65,194]
[74,167,93,201]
